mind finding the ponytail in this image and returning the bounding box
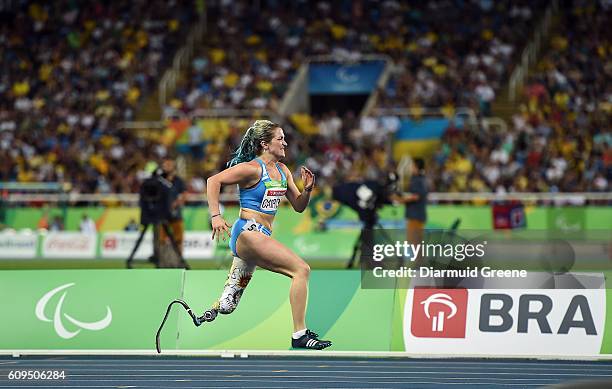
[227,120,279,167]
[228,127,257,167]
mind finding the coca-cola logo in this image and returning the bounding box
[46,237,91,250]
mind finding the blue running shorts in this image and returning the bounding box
[229,218,272,257]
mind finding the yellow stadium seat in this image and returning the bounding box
[290,113,319,135]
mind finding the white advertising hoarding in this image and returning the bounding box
[0,232,38,259]
[42,233,97,259]
[101,232,214,260]
[404,286,606,356]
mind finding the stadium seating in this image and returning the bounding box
[0,1,196,192]
[169,0,546,190]
[1,0,608,194]
[429,0,610,193]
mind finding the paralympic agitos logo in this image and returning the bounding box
[35,283,112,339]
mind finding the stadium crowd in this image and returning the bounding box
[376,0,543,117]
[0,0,195,193]
[171,0,547,191]
[429,0,610,193]
[1,0,608,195]
[168,0,544,116]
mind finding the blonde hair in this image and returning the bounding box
[227,120,280,167]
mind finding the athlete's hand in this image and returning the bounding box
[211,216,231,242]
[301,166,315,192]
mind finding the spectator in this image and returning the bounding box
[79,214,97,234]
[124,218,140,232]
[404,158,428,257]
[188,123,205,161]
[159,156,187,255]
[0,1,196,193]
[49,216,64,232]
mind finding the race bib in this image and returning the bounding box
[260,181,287,212]
[242,219,264,233]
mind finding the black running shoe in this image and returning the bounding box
[291,329,332,350]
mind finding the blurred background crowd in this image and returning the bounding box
[1,0,195,193]
[0,0,609,196]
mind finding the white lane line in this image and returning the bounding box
[3,368,608,376]
[0,378,557,385]
[11,359,612,370]
[0,384,122,389]
[5,349,610,360]
[10,362,612,371]
[11,361,612,371]
[57,374,574,381]
[0,382,554,389]
[13,358,612,366]
[8,357,612,363]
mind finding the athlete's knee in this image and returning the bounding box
[293,260,310,279]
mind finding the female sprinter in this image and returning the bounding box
[201,120,332,350]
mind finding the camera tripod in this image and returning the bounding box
[125,222,190,269]
[346,222,394,269]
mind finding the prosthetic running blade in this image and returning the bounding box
[155,299,216,353]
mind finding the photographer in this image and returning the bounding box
[403,158,428,247]
[158,157,187,256]
[332,168,399,268]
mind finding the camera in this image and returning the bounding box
[332,172,398,228]
[128,168,189,269]
[332,171,399,268]
[139,169,174,225]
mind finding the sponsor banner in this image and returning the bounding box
[601,283,612,354]
[183,232,215,259]
[0,232,38,259]
[177,270,394,351]
[0,270,393,352]
[42,233,96,259]
[0,269,608,355]
[0,270,184,349]
[101,232,153,259]
[403,287,606,356]
[5,205,612,235]
[101,232,214,260]
[276,230,358,260]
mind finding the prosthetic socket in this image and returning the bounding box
[201,257,255,322]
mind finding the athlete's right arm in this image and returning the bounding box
[207,163,259,241]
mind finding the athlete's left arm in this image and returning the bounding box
[280,163,314,213]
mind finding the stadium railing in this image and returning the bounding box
[158,7,207,107]
[372,107,479,128]
[3,192,611,206]
[508,0,559,101]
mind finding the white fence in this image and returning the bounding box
[2,192,611,206]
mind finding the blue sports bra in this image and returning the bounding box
[239,158,287,215]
